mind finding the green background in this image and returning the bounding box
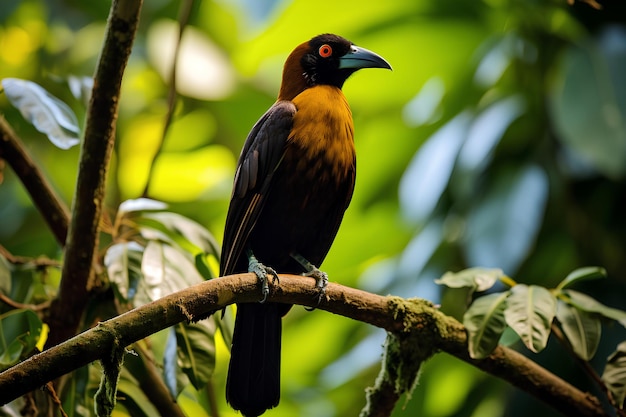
[1,0,625,416]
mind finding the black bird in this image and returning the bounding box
[220,33,391,416]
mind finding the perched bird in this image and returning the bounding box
[221,33,391,416]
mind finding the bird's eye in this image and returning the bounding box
[318,44,333,58]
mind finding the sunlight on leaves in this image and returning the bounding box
[67,74,93,106]
[435,267,505,292]
[556,266,607,290]
[149,145,235,201]
[556,300,601,360]
[175,320,216,390]
[559,289,626,327]
[117,113,162,198]
[104,241,144,303]
[140,212,220,256]
[117,198,168,217]
[464,291,510,359]
[139,241,204,304]
[504,284,556,353]
[2,78,80,149]
[147,20,235,100]
[163,328,180,397]
[0,309,42,371]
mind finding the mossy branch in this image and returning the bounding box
[0,273,606,417]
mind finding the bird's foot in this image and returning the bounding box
[304,268,328,304]
[247,250,279,303]
[290,252,328,309]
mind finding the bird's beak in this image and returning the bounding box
[339,45,392,71]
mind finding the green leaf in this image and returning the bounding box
[215,306,235,351]
[140,212,220,256]
[106,239,207,308]
[435,267,505,292]
[2,78,80,149]
[194,253,215,280]
[504,284,556,353]
[464,291,510,359]
[175,319,216,390]
[550,31,626,178]
[560,289,626,327]
[0,254,11,297]
[0,309,43,370]
[163,328,181,397]
[556,266,607,290]
[602,341,626,408]
[556,300,601,361]
[116,376,160,417]
[67,74,93,105]
[61,365,90,417]
[117,198,168,217]
[104,242,144,303]
[138,241,204,305]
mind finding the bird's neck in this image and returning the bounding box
[278,42,310,101]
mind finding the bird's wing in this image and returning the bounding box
[220,100,297,276]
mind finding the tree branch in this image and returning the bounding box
[0,116,70,245]
[46,0,143,348]
[0,274,605,417]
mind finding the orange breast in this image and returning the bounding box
[287,85,355,185]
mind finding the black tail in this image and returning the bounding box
[226,302,282,417]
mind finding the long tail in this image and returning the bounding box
[226,302,282,417]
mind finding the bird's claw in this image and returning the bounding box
[248,251,279,303]
[304,268,328,310]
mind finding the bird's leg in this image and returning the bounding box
[290,252,328,306]
[246,249,279,303]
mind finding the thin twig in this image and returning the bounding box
[0,244,61,268]
[567,0,602,10]
[142,0,194,197]
[43,382,68,417]
[0,293,51,312]
[551,323,626,416]
[0,116,70,245]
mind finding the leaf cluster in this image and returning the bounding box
[103,198,225,402]
[0,192,226,416]
[438,266,626,409]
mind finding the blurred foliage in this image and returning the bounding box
[1,0,626,416]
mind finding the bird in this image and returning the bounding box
[220,33,391,416]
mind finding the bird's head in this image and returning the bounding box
[278,34,391,101]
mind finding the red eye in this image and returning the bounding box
[319,44,332,58]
